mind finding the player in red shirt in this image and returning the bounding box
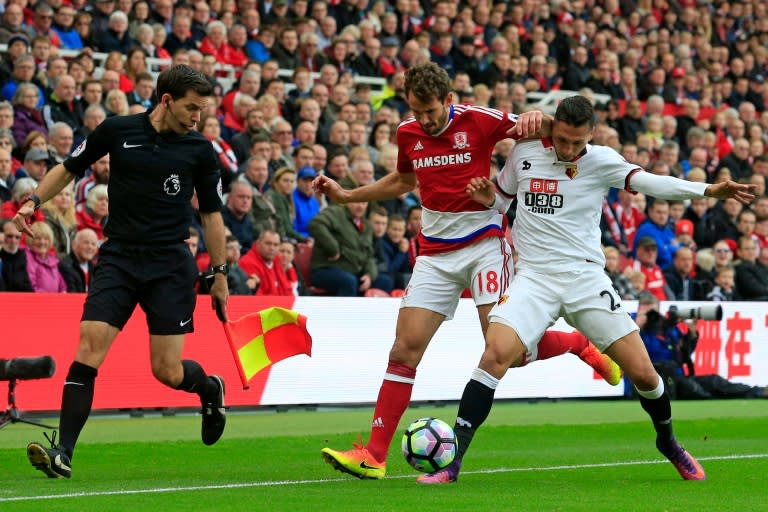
[313,62,620,480]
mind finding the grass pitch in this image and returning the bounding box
[0,400,766,512]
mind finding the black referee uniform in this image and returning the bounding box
[65,110,222,335]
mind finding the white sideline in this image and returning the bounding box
[2,453,766,503]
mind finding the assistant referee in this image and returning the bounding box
[14,65,230,480]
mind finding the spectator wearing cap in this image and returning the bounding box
[0,33,30,85]
[18,147,49,183]
[633,198,678,270]
[450,36,481,80]
[675,219,696,250]
[747,72,766,111]
[0,6,34,45]
[379,36,404,77]
[293,166,321,239]
[263,0,291,28]
[351,36,382,77]
[628,236,671,302]
[663,67,688,105]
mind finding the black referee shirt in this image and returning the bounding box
[64,110,223,244]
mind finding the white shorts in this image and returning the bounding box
[488,266,638,353]
[400,237,513,320]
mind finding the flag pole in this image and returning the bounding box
[215,299,250,390]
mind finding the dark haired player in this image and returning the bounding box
[14,66,230,479]
[313,63,621,480]
[419,95,755,484]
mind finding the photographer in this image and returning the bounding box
[635,293,767,399]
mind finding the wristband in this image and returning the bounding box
[212,263,229,276]
[28,194,42,210]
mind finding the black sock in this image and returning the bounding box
[58,361,98,459]
[176,360,217,403]
[639,392,675,453]
[454,378,496,462]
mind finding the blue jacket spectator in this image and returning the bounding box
[292,167,321,239]
[633,199,677,270]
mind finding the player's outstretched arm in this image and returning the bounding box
[704,179,756,205]
[507,111,552,140]
[631,172,756,205]
[466,177,497,208]
[312,170,416,204]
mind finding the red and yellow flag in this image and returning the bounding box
[223,307,312,389]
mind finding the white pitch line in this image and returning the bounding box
[2,453,766,503]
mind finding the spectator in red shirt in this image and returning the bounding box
[76,184,108,241]
[629,236,671,301]
[200,21,247,68]
[238,229,293,296]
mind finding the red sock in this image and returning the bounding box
[536,330,588,361]
[366,361,416,462]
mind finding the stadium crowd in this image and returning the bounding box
[1,0,768,300]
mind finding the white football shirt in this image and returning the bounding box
[497,138,641,273]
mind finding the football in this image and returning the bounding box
[401,417,457,472]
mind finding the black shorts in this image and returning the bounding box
[82,240,199,335]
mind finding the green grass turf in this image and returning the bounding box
[0,400,766,511]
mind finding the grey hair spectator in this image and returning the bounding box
[86,183,108,211]
[11,177,38,203]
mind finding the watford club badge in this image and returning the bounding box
[565,163,578,180]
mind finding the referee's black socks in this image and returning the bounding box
[177,360,219,403]
[59,361,98,459]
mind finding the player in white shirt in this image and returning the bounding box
[313,64,621,480]
[418,95,755,484]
